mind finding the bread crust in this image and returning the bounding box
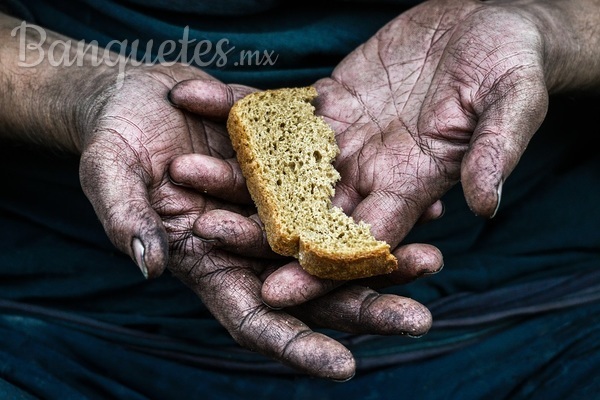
[299,239,398,280]
[227,86,398,280]
[227,95,299,256]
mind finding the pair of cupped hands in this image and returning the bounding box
[77,0,568,381]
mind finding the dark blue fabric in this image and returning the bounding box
[1,0,599,398]
[12,0,416,88]
[1,294,599,399]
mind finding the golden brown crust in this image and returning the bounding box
[298,239,398,280]
[227,93,299,256]
[227,86,398,280]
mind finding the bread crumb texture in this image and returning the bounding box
[227,86,397,280]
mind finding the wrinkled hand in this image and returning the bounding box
[317,0,553,242]
[322,0,600,235]
[258,0,558,305]
[79,65,253,277]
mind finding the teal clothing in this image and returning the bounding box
[11,0,418,88]
[1,0,600,399]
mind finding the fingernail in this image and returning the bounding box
[166,90,180,108]
[131,237,149,279]
[422,262,444,276]
[261,299,283,311]
[404,332,426,339]
[196,236,219,244]
[167,174,185,187]
[490,179,503,219]
[438,201,445,219]
[331,372,355,383]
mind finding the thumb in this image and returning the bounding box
[79,138,169,279]
[169,153,252,204]
[460,79,548,217]
[416,38,549,218]
[168,80,257,119]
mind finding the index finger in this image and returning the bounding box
[169,80,257,119]
[174,245,356,381]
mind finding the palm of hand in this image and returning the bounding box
[315,0,548,247]
[79,65,248,276]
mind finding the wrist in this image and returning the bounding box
[0,14,127,152]
[519,0,600,93]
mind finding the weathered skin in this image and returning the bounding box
[0,12,435,380]
[175,0,600,309]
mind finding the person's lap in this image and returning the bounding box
[1,296,599,399]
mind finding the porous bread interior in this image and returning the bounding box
[230,87,389,259]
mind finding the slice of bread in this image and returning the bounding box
[227,86,398,280]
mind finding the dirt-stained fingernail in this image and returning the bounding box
[331,371,355,383]
[490,179,503,218]
[261,299,283,311]
[195,236,220,250]
[167,174,185,187]
[438,201,445,219]
[131,237,148,279]
[166,90,181,108]
[422,262,444,276]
